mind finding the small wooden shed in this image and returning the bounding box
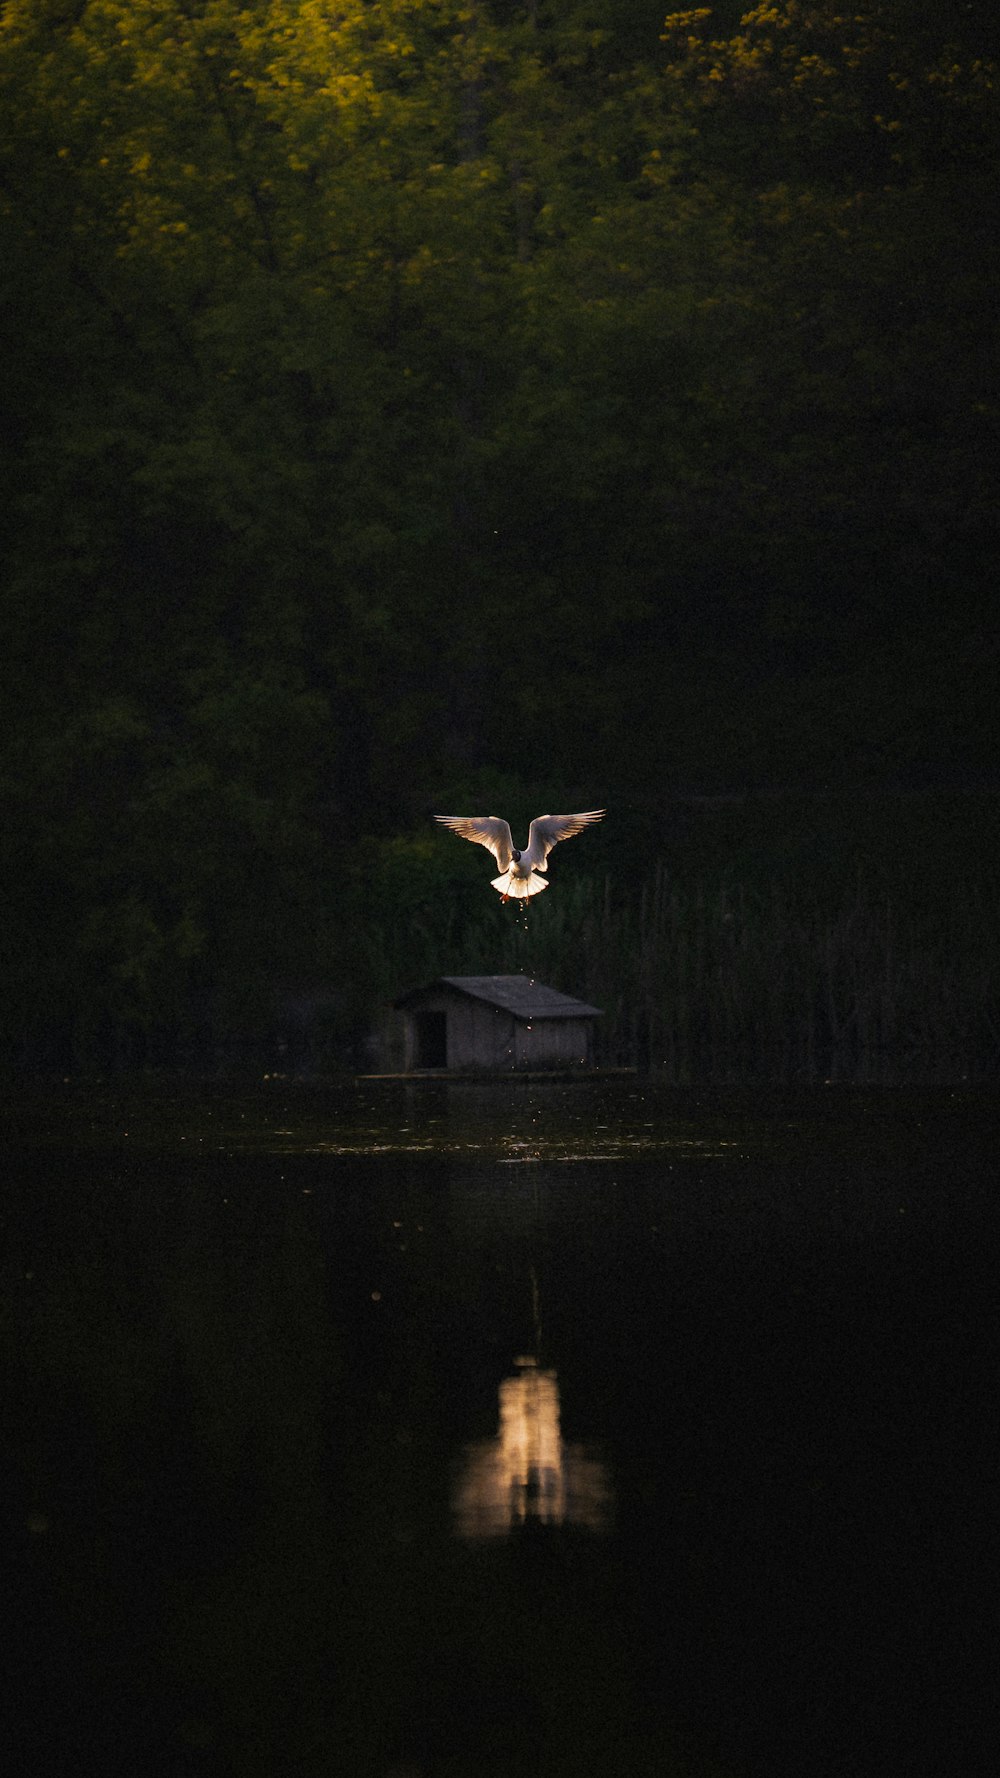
[393,974,602,1073]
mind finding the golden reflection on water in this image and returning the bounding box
[453,1357,611,1538]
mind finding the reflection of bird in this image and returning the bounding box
[433,811,605,900]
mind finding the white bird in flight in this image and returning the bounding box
[433,810,605,900]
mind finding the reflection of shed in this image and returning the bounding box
[393,975,602,1073]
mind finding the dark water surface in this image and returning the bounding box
[3,1079,995,1777]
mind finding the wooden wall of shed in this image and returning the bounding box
[398,990,596,1071]
[400,990,515,1071]
[448,995,517,1070]
[512,1019,593,1069]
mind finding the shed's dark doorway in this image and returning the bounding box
[415,1010,447,1069]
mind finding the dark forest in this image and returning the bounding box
[2,0,998,1077]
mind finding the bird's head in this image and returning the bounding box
[511,848,522,862]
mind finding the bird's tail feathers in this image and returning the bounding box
[492,872,548,899]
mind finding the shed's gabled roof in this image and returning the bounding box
[395,974,601,1021]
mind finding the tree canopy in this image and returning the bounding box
[2,1,997,1065]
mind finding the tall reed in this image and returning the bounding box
[379,864,998,1083]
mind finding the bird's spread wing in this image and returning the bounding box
[434,815,514,871]
[524,811,605,870]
